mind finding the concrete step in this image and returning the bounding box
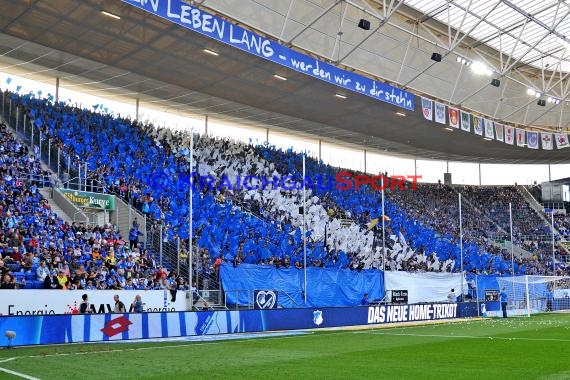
[38,188,75,224]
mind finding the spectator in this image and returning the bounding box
[79,294,91,314]
[131,294,143,313]
[500,287,508,318]
[447,288,456,302]
[36,261,50,281]
[56,270,68,289]
[113,294,126,313]
[44,270,61,289]
[129,226,143,251]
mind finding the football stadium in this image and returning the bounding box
[0,0,570,378]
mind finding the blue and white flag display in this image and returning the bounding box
[460,111,471,132]
[435,102,446,124]
[527,131,539,149]
[484,119,494,139]
[541,133,553,150]
[421,97,433,121]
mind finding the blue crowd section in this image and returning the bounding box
[220,264,383,307]
[19,95,309,266]
[15,92,520,274]
[474,274,501,299]
[255,147,519,274]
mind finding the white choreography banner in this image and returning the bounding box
[384,271,467,304]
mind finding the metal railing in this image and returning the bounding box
[224,289,253,310]
[74,210,100,226]
[62,176,108,193]
[3,99,88,192]
[195,289,225,309]
[543,202,566,212]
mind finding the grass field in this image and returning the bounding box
[0,314,569,379]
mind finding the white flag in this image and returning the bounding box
[541,133,553,150]
[504,126,514,145]
[516,128,526,147]
[555,133,570,149]
[449,108,460,128]
[421,97,433,121]
[494,123,504,142]
[473,117,483,136]
[484,119,494,139]
[435,102,446,124]
[460,111,471,132]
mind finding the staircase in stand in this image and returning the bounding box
[38,188,74,224]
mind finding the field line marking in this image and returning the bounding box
[370,331,570,342]
[0,366,41,380]
[2,331,331,362]
[0,358,16,363]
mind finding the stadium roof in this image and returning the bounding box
[0,0,569,164]
[406,0,570,73]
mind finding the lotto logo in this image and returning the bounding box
[100,316,132,337]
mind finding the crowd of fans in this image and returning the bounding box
[0,119,189,290]
[2,89,568,291]
[555,213,570,239]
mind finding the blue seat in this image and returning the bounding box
[25,272,36,281]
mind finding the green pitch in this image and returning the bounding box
[0,314,569,379]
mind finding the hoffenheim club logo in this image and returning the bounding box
[255,290,276,309]
[313,310,323,326]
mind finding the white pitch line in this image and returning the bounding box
[15,332,317,360]
[370,331,570,343]
[0,366,41,380]
[0,358,15,363]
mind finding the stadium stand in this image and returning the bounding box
[2,90,566,297]
[0,117,188,291]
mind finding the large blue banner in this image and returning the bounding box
[122,0,414,110]
[0,302,470,347]
[220,264,384,307]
